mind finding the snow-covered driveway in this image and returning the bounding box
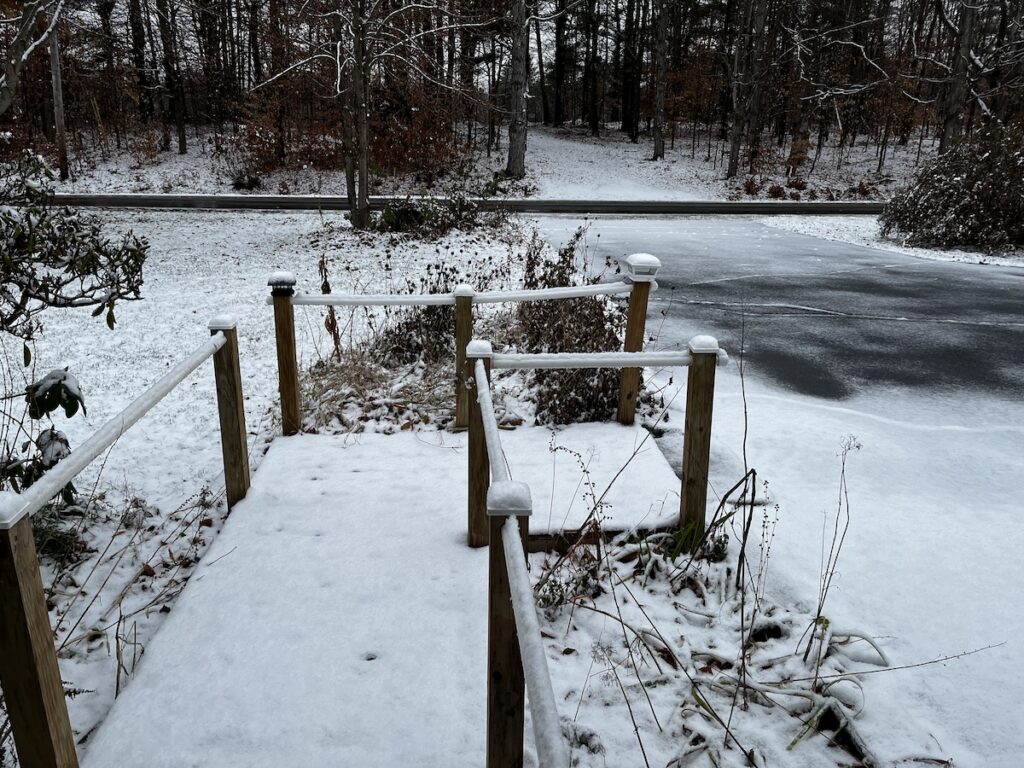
[537,214,1024,766]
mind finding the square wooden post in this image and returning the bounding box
[486,482,531,768]
[454,285,475,430]
[0,515,79,768]
[617,254,660,425]
[210,316,250,509]
[268,272,301,436]
[466,340,493,548]
[679,335,722,552]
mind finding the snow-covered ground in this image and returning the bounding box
[57,123,934,203]
[762,215,1023,267]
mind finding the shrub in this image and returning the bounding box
[516,230,625,425]
[880,123,1024,249]
[742,176,760,196]
[767,184,785,199]
[371,192,487,237]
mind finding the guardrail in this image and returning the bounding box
[469,342,569,768]
[52,193,886,216]
[267,253,660,436]
[0,318,250,768]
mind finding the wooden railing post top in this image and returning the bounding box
[466,339,493,358]
[621,253,661,283]
[688,334,730,366]
[453,283,476,298]
[487,480,532,516]
[268,271,297,297]
[208,314,238,331]
[0,492,18,531]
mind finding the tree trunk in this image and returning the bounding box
[552,0,566,125]
[651,0,667,159]
[533,10,549,125]
[127,0,152,120]
[505,0,528,178]
[154,0,187,154]
[939,2,975,154]
[48,28,68,180]
[350,1,371,228]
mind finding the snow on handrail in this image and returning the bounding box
[492,350,691,370]
[502,517,570,768]
[472,281,634,304]
[290,293,456,307]
[0,333,228,531]
[473,359,509,484]
[275,281,637,308]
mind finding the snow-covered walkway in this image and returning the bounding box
[81,424,679,766]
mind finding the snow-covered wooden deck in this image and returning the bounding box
[81,424,679,767]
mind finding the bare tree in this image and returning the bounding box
[0,0,63,116]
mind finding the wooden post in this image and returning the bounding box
[679,336,721,552]
[486,506,530,768]
[617,254,660,425]
[268,272,301,436]
[466,340,492,548]
[210,316,250,509]
[0,516,80,768]
[454,285,475,430]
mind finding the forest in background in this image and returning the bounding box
[1,0,1022,218]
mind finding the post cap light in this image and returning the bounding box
[487,480,533,516]
[621,253,661,283]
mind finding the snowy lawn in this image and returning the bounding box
[11,209,527,747]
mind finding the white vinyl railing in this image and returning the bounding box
[277,280,636,308]
[0,332,228,531]
[472,355,569,768]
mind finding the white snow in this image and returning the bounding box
[762,215,1023,267]
[486,480,532,515]
[82,425,677,767]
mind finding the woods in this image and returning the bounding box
[1,0,1022,195]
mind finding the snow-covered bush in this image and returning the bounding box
[880,123,1024,249]
[517,230,625,425]
[1,149,148,339]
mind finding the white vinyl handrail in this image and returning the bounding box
[492,350,692,370]
[475,357,569,768]
[273,280,639,309]
[473,360,509,484]
[0,333,228,531]
[501,517,570,768]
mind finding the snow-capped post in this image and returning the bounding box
[466,339,493,548]
[209,316,250,509]
[617,254,661,425]
[486,483,531,768]
[679,335,722,552]
[268,272,301,436]
[0,509,80,768]
[454,284,475,430]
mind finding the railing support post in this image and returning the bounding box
[268,272,301,436]
[209,316,250,509]
[486,485,531,768]
[454,285,475,430]
[617,254,660,425]
[0,515,79,768]
[679,335,721,552]
[466,340,493,548]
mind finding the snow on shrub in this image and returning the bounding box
[880,123,1024,250]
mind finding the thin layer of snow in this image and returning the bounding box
[491,351,690,370]
[82,425,675,766]
[762,215,1023,267]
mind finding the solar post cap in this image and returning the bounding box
[621,253,661,283]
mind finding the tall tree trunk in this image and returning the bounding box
[534,10,550,125]
[552,0,567,125]
[154,0,187,153]
[49,27,68,179]
[505,0,528,178]
[585,0,600,135]
[939,1,975,153]
[651,0,667,159]
[127,0,152,120]
[350,0,371,228]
